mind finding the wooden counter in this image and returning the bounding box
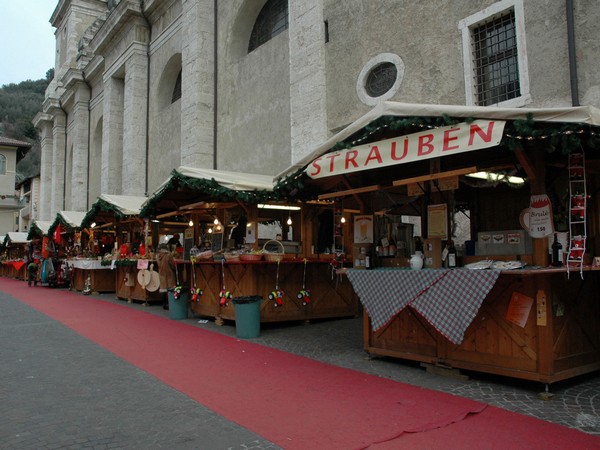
[181,259,359,323]
[70,260,115,293]
[1,260,27,280]
[115,265,163,304]
[356,267,600,384]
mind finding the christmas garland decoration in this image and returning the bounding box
[140,169,277,218]
[273,114,600,198]
[100,258,139,267]
[27,222,47,240]
[48,215,79,237]
[81,198,138,229]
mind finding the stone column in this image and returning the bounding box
[70,82,91,211]
[180,0,214,168]
[101,76,124,194]
[122,49,148,196]
[51,111,66,217]
[288,0,328,163]
[34,115,54,221]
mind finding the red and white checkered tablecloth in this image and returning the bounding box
[346,268,502,344]
[410,269,501,344]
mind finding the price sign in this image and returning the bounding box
[527,195,554,238]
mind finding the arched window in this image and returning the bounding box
[171,70,182,103]
[248,0,288,53]
[0,154,6,175]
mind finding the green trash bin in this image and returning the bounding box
[232,296,262,338]
[167,287,190,320]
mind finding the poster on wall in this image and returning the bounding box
[506,291,534,328]
[354,215,374,243]
[519,194,554,238]
[427,204,448,239]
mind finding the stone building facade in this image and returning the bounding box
[34,0,600,221]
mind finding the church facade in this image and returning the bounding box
[35,0,600,221]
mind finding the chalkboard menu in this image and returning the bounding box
[211,233,224,252]
[183,228,194,260]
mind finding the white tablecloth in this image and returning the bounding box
[70,259,110,270]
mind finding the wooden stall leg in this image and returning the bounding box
[538,383,554,400]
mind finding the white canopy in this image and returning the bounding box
[173,166,274,192]
[6,232,30,244]
[56,211,86,229]
[32,220,52,235]
[98,194,147,216]
[276,101,600,179]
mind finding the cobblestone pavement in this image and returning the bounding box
[2,286,599,450]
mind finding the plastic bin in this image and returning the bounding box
[167,287,190,320]
[232,296,262,338]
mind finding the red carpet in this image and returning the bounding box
[3,278,600,449]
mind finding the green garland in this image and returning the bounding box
[100,258,139,267]
[140,169,278,217]
[48,215,79,236]
[80,198,138,229]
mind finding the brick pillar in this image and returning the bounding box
[288,0,328,163]
[101,76,124,194]
[180,0,214,168]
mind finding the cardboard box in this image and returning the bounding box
[423,238,442,268]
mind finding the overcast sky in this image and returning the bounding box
[0,1,57,86]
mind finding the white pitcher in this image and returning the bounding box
[410,252,424,270]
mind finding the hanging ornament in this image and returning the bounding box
[297,289,310,305]
[268,289,284,307]
[297,259,311,306]
[173,285,182,300]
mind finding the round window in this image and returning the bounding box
[365,62,398,97]
[356,53,404,106]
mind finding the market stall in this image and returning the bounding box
[140,166,359,322]
[80,194,156,301]
[44,211,88,289]
[274,101,600,384]
[0,232,31,280]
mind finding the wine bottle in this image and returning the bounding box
[551,233,563,267]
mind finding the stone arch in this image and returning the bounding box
[156,53,182,111]
[228,0,269,61]
[149,53,182,189]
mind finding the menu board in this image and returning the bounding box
[211,232,224,252]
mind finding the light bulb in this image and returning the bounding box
[189,220,194,227]
[287,216,292,225]
[341,216,346,224]
[214,218,219,225]
[208,228,213,234]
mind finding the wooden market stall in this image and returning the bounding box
[273,101,600,385]
[24,220,52,285]
[79,194,158,301]
[139,166,359,323]
[0,232,31,280]
[47,210,114,292]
